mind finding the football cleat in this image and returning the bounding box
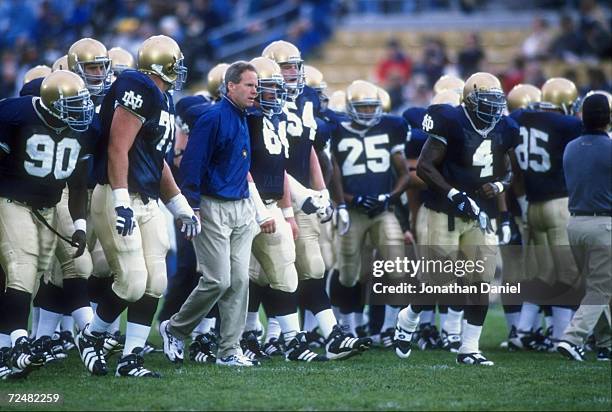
[394,326,413,359]
[262,338,284,357]
[441,331,462,352]
[326,325,372,360]
[0,347,13,380]
[305,329,325,348]
[216,353,259,367]
[159,320,184,364]
[508,329,538,351]
[59,331,76,351]
[285,333,328,362]
[101,331,125,358]
[139,341,159,355]
[9,337,46,379]
[76,328,107,376]
[417,324,441,350]
[33,335,67,363]
[596,347,610,361]
[557,340,585,361]
[240,330,270,361]
[380,327,395,348]
[457,352,494,366]
[116,348,161,378]
[189,333,217,364]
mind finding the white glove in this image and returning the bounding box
[166,193,201,239]
[334,203,350,236]
[499,223,512,245]
[517,195,529,224]
[248,182,273,225]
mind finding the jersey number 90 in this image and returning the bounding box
[24,134,81,179]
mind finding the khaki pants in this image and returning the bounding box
[561,216,612,348]
[294,211,326,281]
[169,196,258,358]
[0,198,57,294]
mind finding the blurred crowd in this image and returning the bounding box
[374,0,611,112]
[0,0,336,98]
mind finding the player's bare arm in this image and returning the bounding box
[329,154,346,204]
[159,160,181,203]
[281,172,298,240]
[107,105,141,189]
[309,147,326,191]
[416,136,451,196]
[478,151,513,199]
[389,152,410,199]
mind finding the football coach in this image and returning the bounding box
[557,92,611,361]
[162,61,272,366]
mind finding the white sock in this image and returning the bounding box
[315,309,337,338]
[30,307,40,339]
[72,306,93,332]
[420,310,435,325]
[331,306,342,325]
[303,310,318,332]
[338,312,353,334]
[504,311,520,332]
[265,317,281,342]
[61,315,75,333]
[277,312,300,342]
[552,306,573,340]
[10,329,28,346]
[109,315,121,334]
[544,313,553,331]
[382,305,401,331]
[245,312,259,332]
[397,306,420,334]
[0,333,11,348]
[355,311,365,327]
[459,321,482,354]
[36,309,63,339]
[439,312,447,330]
[443,308,463,335]
[193,317,215,337]
[348,312,359,336]
[88,312,112,335]
[123,322,151,356]
[517,302,540,333]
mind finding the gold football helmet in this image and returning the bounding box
[431,89,462,106]
[108,47,135,76]
[433,75,464,95]
[40,70,94,132]
[138,35,187,91]
[377,87,392,113]
[540,77,578,115]
[507,84,541,112]
[249,57,286,115]
[463,72,506,127]
[52,55,68,72]
[304,65,328,109]
[67,38,112,96]
[346,80,382,127]
[328,90,346,113]
[23,65,52,85]
[262,40,304,99]
[206,63,229,100]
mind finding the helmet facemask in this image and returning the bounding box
[280,60,305,99]
[76,59,112,97]
[151,56,188,91]
[257,76,287,116]
[50,88,95,132]
[465,87,506,127]
[347,99,383,127]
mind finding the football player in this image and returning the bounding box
[263,40,371,358]
[395,72,519,365]
[508,78,582,351]
[76,35,199,378]
[241,56,326,362]
[0,71,95,378]
[328,80,408,343]
[19,65,51,97]
[108,47,136,77]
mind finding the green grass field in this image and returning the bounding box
[1,306,610,411]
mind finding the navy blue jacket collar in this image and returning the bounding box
[222,95,246,117]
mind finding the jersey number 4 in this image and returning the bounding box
[515,127,550,172]
[338,135,390,176]
[24,134,81,179]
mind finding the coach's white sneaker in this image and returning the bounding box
[557,340,585,361]
[456,352,494,366]
[216,353,259,367]
[159,320,184,364]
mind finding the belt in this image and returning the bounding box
[570,211,612,217]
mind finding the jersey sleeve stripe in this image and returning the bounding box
[114,101,146,123]
[0,142,9,154]
[390,144,405,155]
[428,133,447,145]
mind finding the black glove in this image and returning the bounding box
[71,230,87,258]
[351,195,380,212]
[365,194,391,218]
[449,191,479,220]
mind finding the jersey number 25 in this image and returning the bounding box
[338,135,390,176]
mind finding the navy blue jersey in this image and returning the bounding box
[331,115,407,198]
[176,95,211,133]
[248,110,288,200]
[284,85,321,187]
[95,70,175,200]
[402,106,428,159]
[0,96,96,208]
[19,78,44,97]
[422,104,520,216]
[510,109,583,202]
[402,107,427,130]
